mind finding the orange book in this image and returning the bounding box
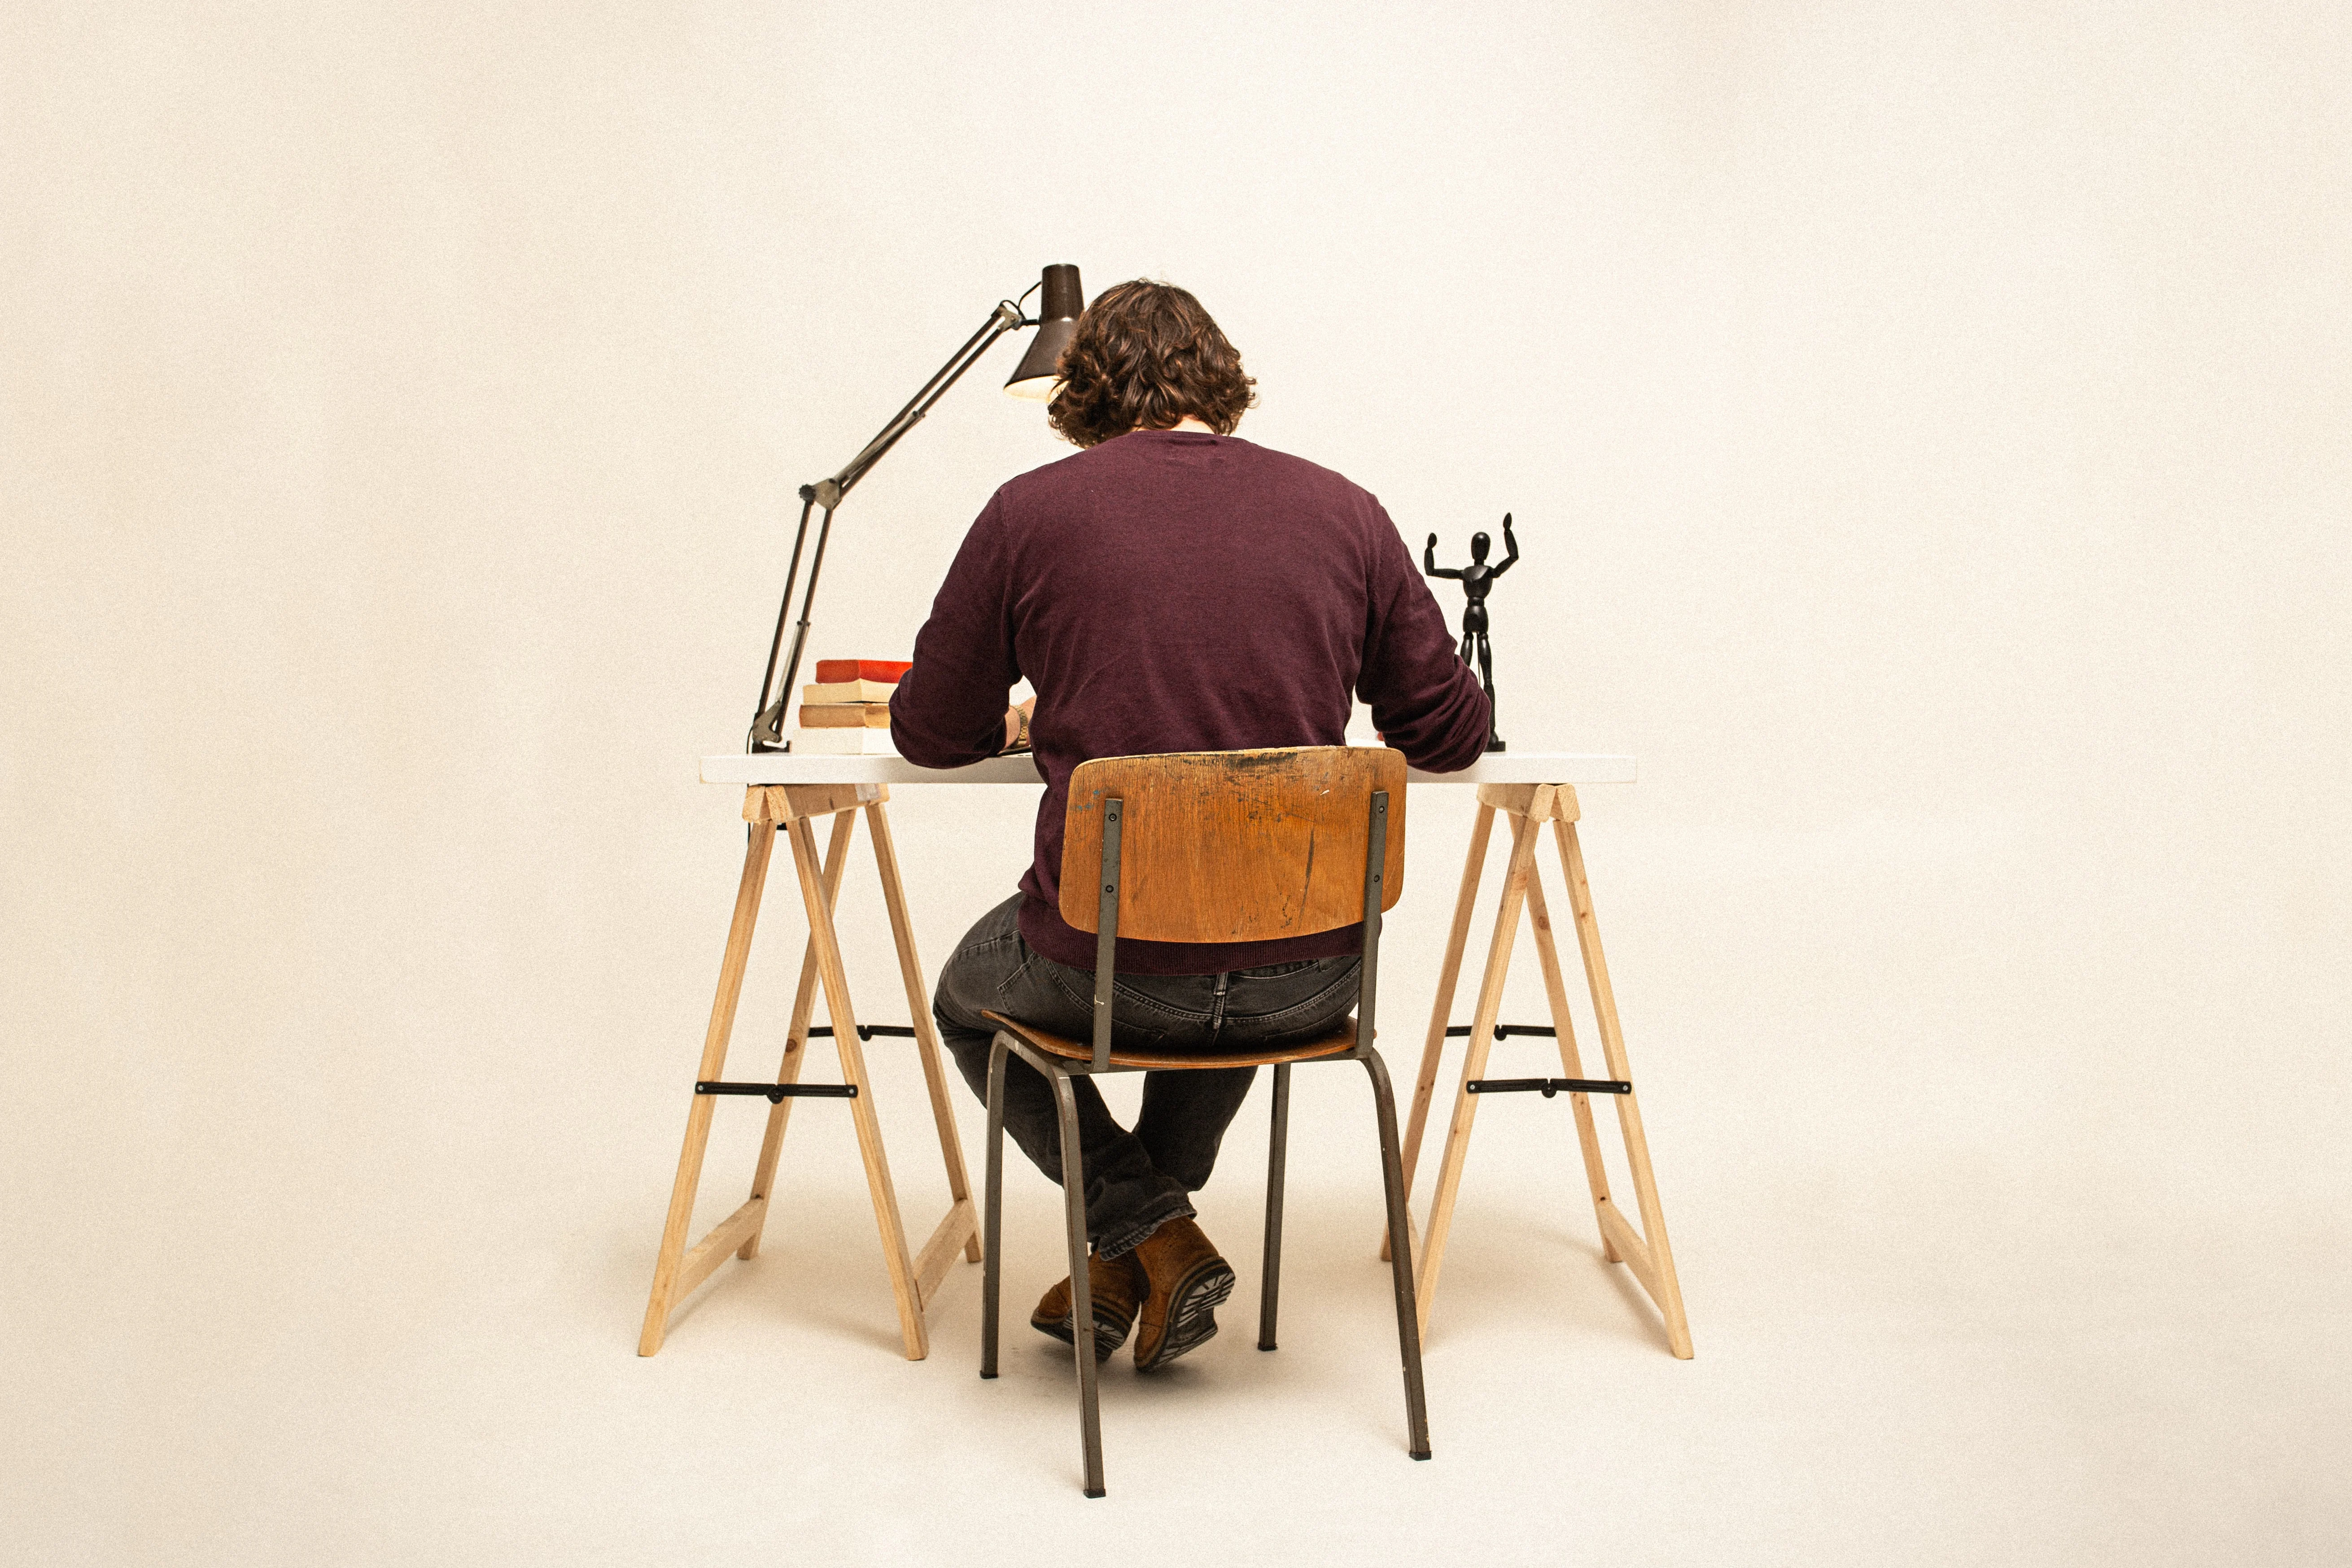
[814,658,911,684]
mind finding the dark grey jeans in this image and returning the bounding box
[934,894,1362,1259]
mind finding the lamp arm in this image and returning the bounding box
[748,297,1032,750]
[748,489,818,747]
[828,300,1027,502]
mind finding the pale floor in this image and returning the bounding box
[24,1047,2344,1567]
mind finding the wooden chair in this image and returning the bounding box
[978,746,1429,1498]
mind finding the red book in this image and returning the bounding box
[813,658,912,684]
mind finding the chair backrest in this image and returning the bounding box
[1059,746,1407,943]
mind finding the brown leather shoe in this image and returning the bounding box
[1032,1251,1149,1363]
[1129,1217,1236,1371]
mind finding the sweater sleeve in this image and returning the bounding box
[1356,504,1492,772]
[889,493,1023,767]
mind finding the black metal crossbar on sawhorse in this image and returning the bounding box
[1466,1077,1630,1096]
[1447,1026,1631,1097]
[693,1025,917,1100]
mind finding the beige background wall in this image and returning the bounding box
[4,4,2346,1563]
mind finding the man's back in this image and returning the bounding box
[892,426,1489,974]
[914,278,1486,1369]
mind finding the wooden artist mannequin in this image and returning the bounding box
[1424,513,1518,752]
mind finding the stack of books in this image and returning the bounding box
[794,658,912,754]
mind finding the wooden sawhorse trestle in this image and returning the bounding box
[639,782,981,1360]
[1392,782,1694,1358]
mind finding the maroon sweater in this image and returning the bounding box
[891,428,1491,974]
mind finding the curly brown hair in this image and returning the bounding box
[1046,280,1257,448]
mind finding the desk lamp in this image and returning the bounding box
[748,264,1084,751]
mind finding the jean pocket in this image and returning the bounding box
[1023,959,1182,1048]
[1221,959,1363,1037]
[992,950,1039,998]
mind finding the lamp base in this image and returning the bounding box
[750,700,792,752]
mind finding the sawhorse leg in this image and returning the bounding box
[739,810,857,1261]
[1398,783,1693,1358]
[1412,804,1540,1330]
[865,802,987,1272]
[638,796,779,1356]
[638,783,981,1359]
[1383,800,1496,1265]
[1552,808,1691,1358]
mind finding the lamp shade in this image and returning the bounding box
[1005,263,1084,398]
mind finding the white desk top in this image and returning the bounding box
[700,750,1636,786]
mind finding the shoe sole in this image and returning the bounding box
[1032,1306,1134,1363]
[1136,1257,1236,1371]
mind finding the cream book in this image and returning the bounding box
[802,678,899,703]
[791,729,900,756]
[797,702,892,729]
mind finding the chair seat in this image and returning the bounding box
[980,1010,1359,1070]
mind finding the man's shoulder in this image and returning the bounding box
[1228,437,1373,499]
[996,434,1380,511]
[992,441,1104,506]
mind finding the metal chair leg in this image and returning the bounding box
[1364,1047,1432,1460]
[1259,1061,1291,1350]
[981,1037,1008,1380]
[1046,1063,1106,1498]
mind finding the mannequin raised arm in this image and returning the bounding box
[1491,513,1521,576]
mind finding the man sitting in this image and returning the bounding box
[891,279,1490,1370]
